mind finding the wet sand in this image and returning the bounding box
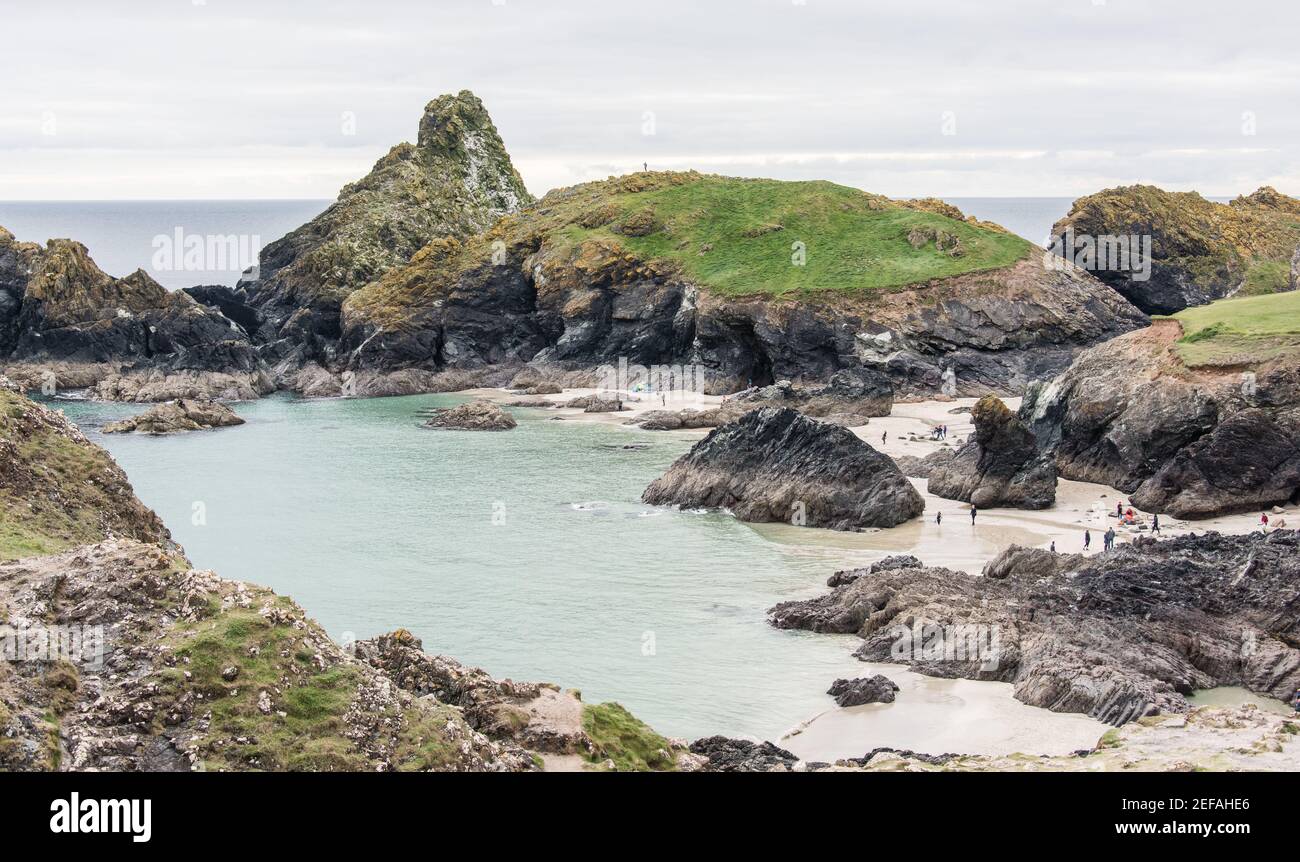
[473,385,1288,758]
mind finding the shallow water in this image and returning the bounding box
[57,393,1105,752]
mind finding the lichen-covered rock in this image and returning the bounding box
[102,399,245,435]
[643,407,924,530]
[1051,185,1300,314]
[420,399,517,431]
[927,395,1056,509]
[0,377,170,561]
[242,90,533,353]
[770,531,1300,726]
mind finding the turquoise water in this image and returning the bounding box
[57,394,881,741]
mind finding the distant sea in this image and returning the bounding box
[0,197,1076,291]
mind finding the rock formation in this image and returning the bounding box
[642,407,924,530]
[927,395,1056,509]
[1051,185,1300,314]
[770,533,1300,725]
[240,91,533,365]
[420,399,517,431]
[102,399,245,435]
[1022,317,1300,518]
[828,675,899,706]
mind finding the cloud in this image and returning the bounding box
[1,0,1297,199]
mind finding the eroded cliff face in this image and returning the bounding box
[240,90,534,362]
[769,533,1300,726]
[642,406,925,530]
[927,394,1057,509]
[339,172,1146,397]
[1050,184,1300,315]
[1021,320,1300,518]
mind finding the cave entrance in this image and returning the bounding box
[733,322,774,388]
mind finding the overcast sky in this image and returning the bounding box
[2,0,1297,200]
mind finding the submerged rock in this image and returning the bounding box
[642,407,924,530]
[927,395,1056,509]
[770,531,1300,725]
[421,399,517,431]
[828,675,899,706]
[102,399,245,435]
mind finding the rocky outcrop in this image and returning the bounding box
[339,171,1145,398]
[828,675,899,706]
[420,399,517,431]
[1051,185,1300,314]
[102,399,245,435]
[688,737,800,772]
[642,407,924,530]
[893,448,955,479]
[770,532,1300,725]
[0,376,170,561]
[240,91,533,363]
[927,395,1056,509]
[728,366,894,418]
[1022,319,1300,518]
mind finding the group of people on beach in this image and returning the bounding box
[929,424,949,441]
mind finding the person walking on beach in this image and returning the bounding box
[1050,541,1057,554]
[881,431,887,446]
[970,506,977,525]
[1084,529,1091,551]
[936,511,942,526]
[1261,512,1270,532]
[1116,502,1123,519]
[1152,513,1160,535]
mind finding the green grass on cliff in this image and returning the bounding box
[561,176,1032,297]
[153,602,462,771]
[1171,290,1300,367]
[0,390,127,561]
[581,701,677,771]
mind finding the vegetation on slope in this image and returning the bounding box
[1171,290,1300,367]
[0,384,169,561]
[1055,184,1300,299]
[581,701,678,771]
[345,171,1033,331]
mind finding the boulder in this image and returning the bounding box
[828,675,899,706]
[421,399,517,431]
[102,399,245,435]
[927,395,1056,508]
[642,407,924,530]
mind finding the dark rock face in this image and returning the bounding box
[1050,185,1300,314]
[728,366,894,419]
[688,736,800,772]
[642,407,925,530]
[770,531,1300,725]
[828,675,899,706]
[893,448,955,480]
[927,395,1057,509]
[1022,320,1300,518]
[241,91,533,356]
[1129,408,1300,518]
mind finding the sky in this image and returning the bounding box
[2,0,1298,201]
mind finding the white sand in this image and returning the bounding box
[474,385,1288,758]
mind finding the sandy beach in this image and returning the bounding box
[470,384,1291,761]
